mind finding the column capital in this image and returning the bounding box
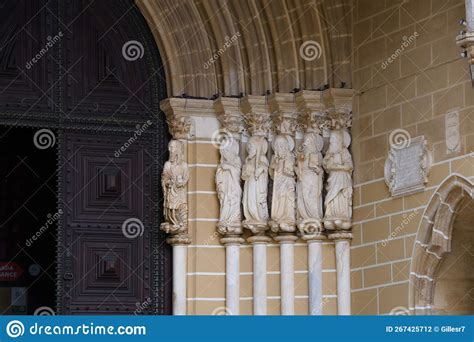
[241,95,272,137]
[160,97,216,140]
[322,89,354,130]
[214,97,244,137]
[295,90,326,133]
[268,93,298,136]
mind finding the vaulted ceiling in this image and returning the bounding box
[137,0,353,98]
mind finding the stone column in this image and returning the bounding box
[169,235,191,315]
[269,93,298,315]
[160,100,194,316]
[322,89,354,315]
[214,97,245,315]
[304,236,326,315]
[295,90,327,315]
[331,232,352,315]
[241,95,271,315]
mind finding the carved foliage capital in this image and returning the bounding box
[298,111,326,133]
[243,111,271,137]
[214,97,244,135]
[167,116,193,140]
[324,109,352,130]
[272,111,298,136]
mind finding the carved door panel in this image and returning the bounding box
[57,132,168,314]
[0,0,171,314]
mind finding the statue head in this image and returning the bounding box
[247,136,267,158]
[168,140,183,163]
[328,129,351,153]
[272,135,293,158]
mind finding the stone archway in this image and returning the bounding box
[409,175,474,315]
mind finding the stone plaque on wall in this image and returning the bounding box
[384,135,431,197]
[445,110,461,154]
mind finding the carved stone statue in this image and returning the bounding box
[161,140,189,234]
[242,135,269,233]
[269,135,296,233]
[323,129,353,230]
[295,132,324,235]
[216,138,242,236]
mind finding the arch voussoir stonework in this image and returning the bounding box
[409,175,474,315]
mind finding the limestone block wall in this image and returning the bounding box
[351,0,474,314]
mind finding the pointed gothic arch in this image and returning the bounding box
[409,174,474,315]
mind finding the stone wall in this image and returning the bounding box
[351,0,474,314]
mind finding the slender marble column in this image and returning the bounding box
[248,235,271,315]
[303,235,325,315]
[334,235,351,315]
[275,235,298,315]
[172,243,188,315]
[221,237,244,315]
